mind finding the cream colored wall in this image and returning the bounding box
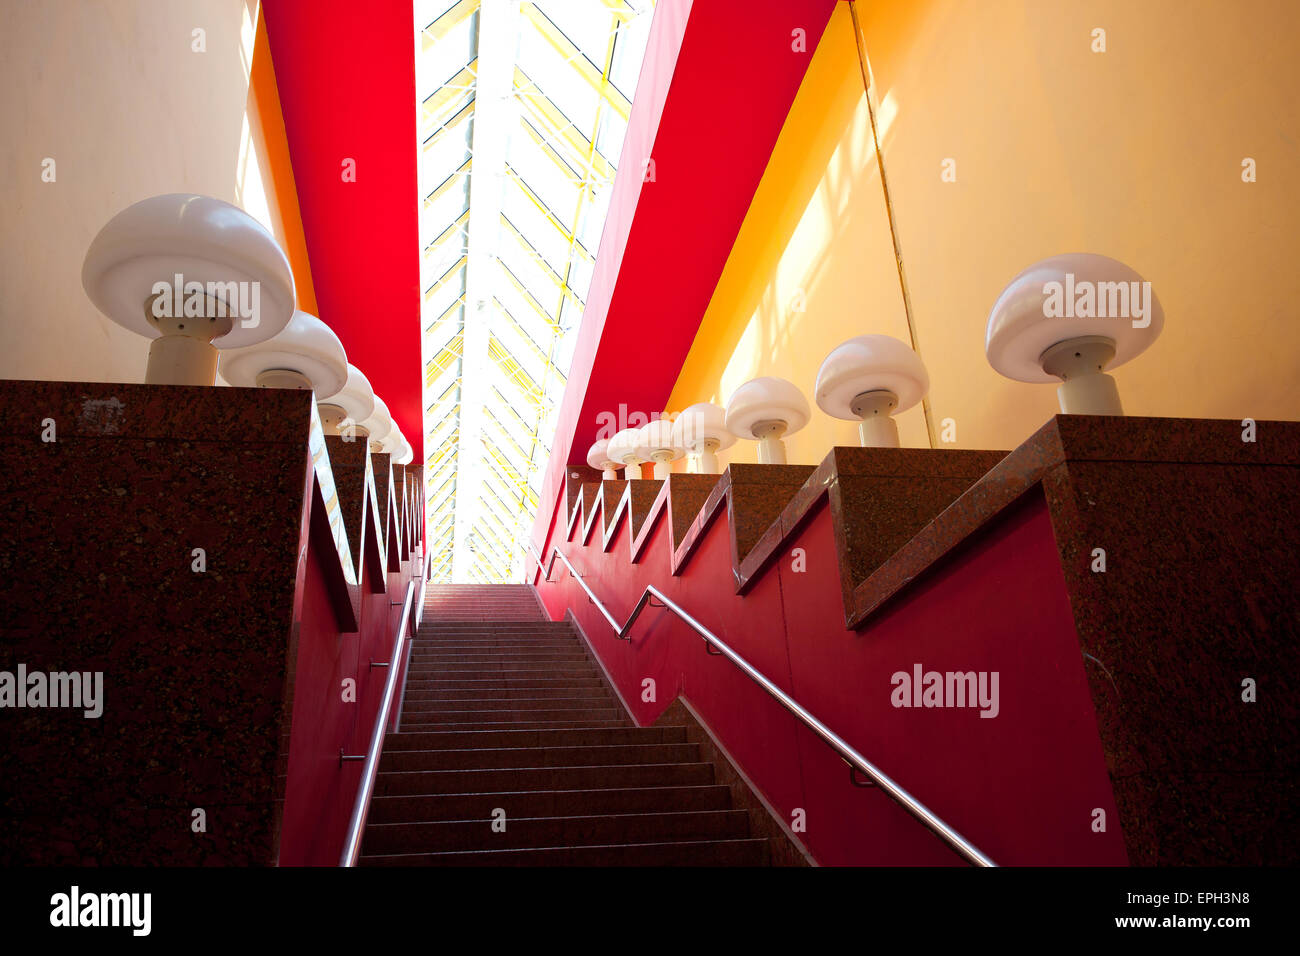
[666,0,1300,465]
[665,2,922,467]
[0,0,280,387]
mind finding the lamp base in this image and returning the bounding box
[651,452,675,479]
[694,438,721,474]
[752,420,788,465]
[145,335,218,386]
[1041,337,1124,416]
[319,402,372,439]
[858,415,900,448]
[255,368,314,390]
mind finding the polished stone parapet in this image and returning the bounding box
[0,380,327,864]
[556,415,1299,864]
[665,474,719,551]
[565,464,602,520]
[627,479,664,540]
[0,378,425,866]
[402,463,425,560]
[372,451,393,543]
[325,435,371,573]
[848,416,1300,864]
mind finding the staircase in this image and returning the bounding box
[359,584,771,865]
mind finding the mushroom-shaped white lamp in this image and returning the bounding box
[671,402,735,474]
[219,309,347,396]
[391,431,413,466]
[606,427,646,480]
[318,363,376,438]
[374,425,405,455]
[635,419,685,479]
[586,438,621,480]
[986,253,1164,415]
[724,377,810,465]
[81,193,295,386]
[361,395,394,452]
[815,334,929,448]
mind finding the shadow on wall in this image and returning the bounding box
[0,0,255,388]
[669,0,1300,464]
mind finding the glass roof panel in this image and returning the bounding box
[416,0,655,582]
[516,20,599,135]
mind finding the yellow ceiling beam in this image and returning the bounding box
[422,96,474,153]
[425,207,471,257]
[423,258,467,301]
[499,214,586,312]
[521,4,631,122]
[421,62,478,128]
[497,249,561,333]
[513,67,614,181]
[423,159,472,209]
[425,332,464,387]
[422,0,480,47]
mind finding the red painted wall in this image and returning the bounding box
[277,544,362,865]
[536,488,1127,866]
[277,479,422,866]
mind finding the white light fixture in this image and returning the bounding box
[374,428,402,457]
[606,427,646,479]
[318,364,376,438]
[986,253,1164,415]
[392,431,414,466]
[362,396,394,453]
[670,402,735,474]
[81,193,296,385]
[635,419,685,479]
[724,377,810,465]
[586,439,622,480]
[219,309,348,396]
[815,334,929,448]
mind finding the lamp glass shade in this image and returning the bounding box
[392,433,413,466]
[671,402,735,450]
[359,395,394,444]
[81,193,295,348]
[985,252,1164,383]
[219,309,348,395]
[634,419,684,461]
[815,334,929,420]
[586,439,617,471]
[319,363,376,424]
[606,427,643,463]
[724,377,811,438]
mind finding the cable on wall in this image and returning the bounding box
[848,1,936,449]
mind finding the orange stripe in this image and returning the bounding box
[250,7,318,315]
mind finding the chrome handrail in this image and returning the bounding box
[525,539,996,868]
[339,545,431,867]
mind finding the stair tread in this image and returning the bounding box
[358,837,769,866]
[363,585,768,866]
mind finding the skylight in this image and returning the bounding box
[415,0,655,582]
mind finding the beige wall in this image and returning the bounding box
[667,0,1300,465]
[0,0,269,386]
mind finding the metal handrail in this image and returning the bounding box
[525,539,997,868]
[339,545,431,867]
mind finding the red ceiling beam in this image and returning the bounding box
[530,0,839,549]
[262,1,423,461]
